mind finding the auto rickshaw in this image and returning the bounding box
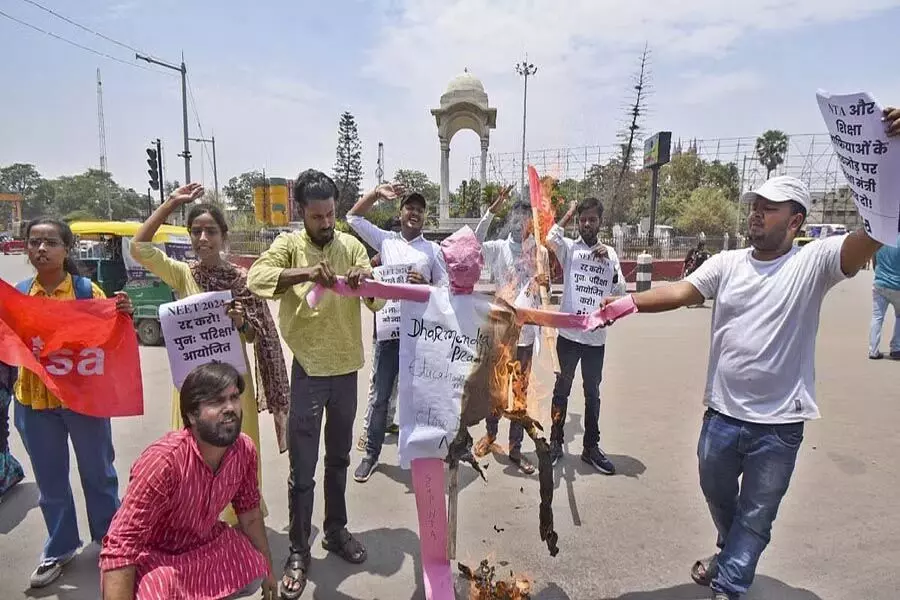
[70,221,194,345]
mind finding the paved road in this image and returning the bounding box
[1,254,898,600]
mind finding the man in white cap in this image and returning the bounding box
[605,168,887,598]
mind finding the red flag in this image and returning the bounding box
[0,279,144,417]
[527,165,556,243]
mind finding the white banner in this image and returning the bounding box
[397,288,494,468]
[159,290,247,389]
[373,264,410,341]
[817,90,900,245]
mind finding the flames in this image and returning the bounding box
[528,166,557,245]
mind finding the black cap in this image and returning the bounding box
[400,192,427,208]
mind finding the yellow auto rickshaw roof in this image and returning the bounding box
[70,221,188,243]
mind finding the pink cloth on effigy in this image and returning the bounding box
[100,429,268,600]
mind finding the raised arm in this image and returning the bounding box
[840,229,881,277]
[133,183,204,243]
[557,200,577,229]
[346,183,406,250]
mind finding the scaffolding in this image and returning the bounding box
[469,133,859,227]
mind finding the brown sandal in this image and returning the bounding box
[691,554,718,587]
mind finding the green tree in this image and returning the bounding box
[703,160,741,202]
[50,170,142,221]
[755,130,789,179]
[451,179,481,218]
[0,163,53,221]
[223,171,263,212]
[675,187,737,235]
[333,111,363,215]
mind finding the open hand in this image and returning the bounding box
[310,260,337,287]
[113,291,133,316]
[168,182,205,206]
[375,182,407,201]
[488,184,515,214]
[345,266,371,290]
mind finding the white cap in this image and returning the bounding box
[741,175,810,212]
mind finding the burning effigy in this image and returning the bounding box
[307,168,636,600]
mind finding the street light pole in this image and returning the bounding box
[189,135,219,201]
[515,56,537,197]
[136,52,192,220]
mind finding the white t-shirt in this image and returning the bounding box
[546,224,625,347]
[346,215,448,285]
[686,235,848,424]
[474,211,548,347]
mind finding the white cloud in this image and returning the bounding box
[676,71,764,106]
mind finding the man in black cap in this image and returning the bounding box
[347,185,447,482]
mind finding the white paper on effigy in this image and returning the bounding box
[373,264,411,341]
[817,91,900,246]
[397,288,494,469]
[159,290,247,389]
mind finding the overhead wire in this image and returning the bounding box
[16,0,155,57]
[0,8,160,73]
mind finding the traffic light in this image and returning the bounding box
[147,147,160,191]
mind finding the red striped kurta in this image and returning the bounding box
[100,429,268,600]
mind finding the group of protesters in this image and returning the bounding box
[0,106,897,600]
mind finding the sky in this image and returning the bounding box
[2,0,900,196]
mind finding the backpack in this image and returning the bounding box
[15,275,94,299]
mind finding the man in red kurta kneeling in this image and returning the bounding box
[100,363,276,599]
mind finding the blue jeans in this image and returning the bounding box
[698,409,803,597]
[485,344,534,450]
[14,402,120,561]
[550,336,605,450]
[869,286,900,355]
[365,339,400,461]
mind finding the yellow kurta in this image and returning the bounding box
[129,242,266,523]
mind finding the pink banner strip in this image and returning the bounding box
[411,458,454,600]
[308,278,638,330]
[306,278,431,308]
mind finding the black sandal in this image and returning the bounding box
[322,530,367,564]
[280,552,308,600]
[691,554,718,587]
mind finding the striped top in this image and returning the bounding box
[100,429,267,599]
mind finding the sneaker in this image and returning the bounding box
[890,351,900,360]
[869,351,884,360]
[356,433,367,452]
[549,440,563,466]
[385,423,400,435]
[353,456,377,483]
[712,593,732,600]
[29,553,76,588]
[581,447,616,475]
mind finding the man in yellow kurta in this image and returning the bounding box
[248,169,383,599]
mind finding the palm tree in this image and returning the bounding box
[755,130,789,179]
